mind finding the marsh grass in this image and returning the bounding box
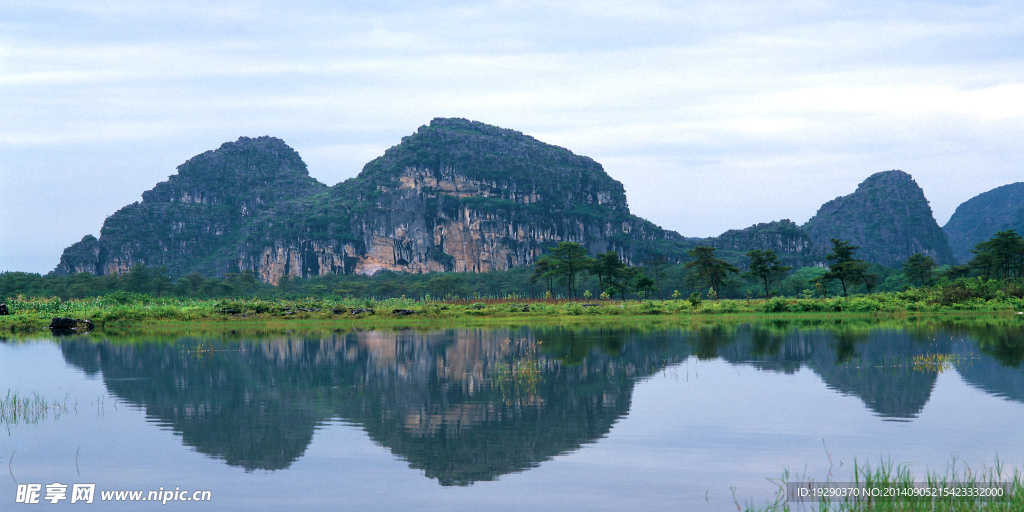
[748,459,1024,511]
[0,390,69,426]
[875,352,978,374]
[491,338,543,401]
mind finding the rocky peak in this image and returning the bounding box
[356,117,628,211]
[141,136,325,214]
[54,120,683,283]
[802,170,954,267]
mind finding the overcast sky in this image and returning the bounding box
[2,0,1023,274]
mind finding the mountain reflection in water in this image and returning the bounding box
[57,321,1024,484]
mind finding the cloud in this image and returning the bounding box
[2,0,1024,272]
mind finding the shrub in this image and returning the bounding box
[760,298,790,313]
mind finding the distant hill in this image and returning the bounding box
[703,171,955,268]
[54,118,689,284]
[55,119,1017,281]
[702,220,816,267]
[801,170,954,267]
[943,182,1024,263]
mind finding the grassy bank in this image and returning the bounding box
[1,291,1023,337]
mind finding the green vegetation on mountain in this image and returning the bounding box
[55,119,690,284]
[943,182,1024,263]
[37,119,1024,298]
[55,137,326,278]
[802,170,954,267]
[704,220,815,267]
[703,172,956,270]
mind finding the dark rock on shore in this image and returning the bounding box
[49,317,95,334]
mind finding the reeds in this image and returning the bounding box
[749,458,1024,511]
[0,390,69,426]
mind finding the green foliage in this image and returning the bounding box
[969,229,1024,279]
[546,242,592,300]
[902,253,937,286]
[685,246,739,297]
[744,249,792,299]
[823,239,877,297]
[944,182,1024,263]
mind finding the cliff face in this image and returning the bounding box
[703,220,815,265]
[801,170,954,267]
[55,119,686,284]
[943,182,1024,263]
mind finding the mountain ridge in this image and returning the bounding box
[55,119,688,283]
[55,120,1009,283]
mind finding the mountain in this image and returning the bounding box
[801,170,954,267]
[701,171,954,268]
[55,136,327,278]
[702,220,816,266]
[943,182,1024,263]
[55,118,688,284]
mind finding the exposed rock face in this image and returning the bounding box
[943,182,1024,263]
[703,220,816,266]
[801,170,954,267]
[54,119,686,284]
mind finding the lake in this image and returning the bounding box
[2,318,1023,510]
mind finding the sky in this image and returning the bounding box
[2,0,1024,274]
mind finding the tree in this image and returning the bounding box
[591,251,628,294]
[970,229,1024,279]
[643,253,669,299]
[634,274,656,300]
[902,253,937,287]
[743,249,792,299]
[684,246,739,298]
[546,242,593,299]
[530,255,557,297]
[822,239,874,297]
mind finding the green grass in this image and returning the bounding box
[2,293,1023,337]
[747,459,1024,511]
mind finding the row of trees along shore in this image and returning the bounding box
[2,230,1023,302]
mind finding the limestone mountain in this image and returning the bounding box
[801,170,954,267]
[55,136,327,277]
[702,220,815,266]
[943,182,1024,263]
[702,170,955,268]
[55,118,688,283]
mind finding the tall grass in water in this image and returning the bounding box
[0,390,69,426]
[491,338,542,402]
[748,459,1024,511]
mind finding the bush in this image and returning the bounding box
[848,297,882,312]
[760,298,790,313]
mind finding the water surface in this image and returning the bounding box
[2,319,1023,510]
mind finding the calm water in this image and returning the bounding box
[2,320,1023,510]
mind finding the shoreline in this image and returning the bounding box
[2,296,1021,339]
